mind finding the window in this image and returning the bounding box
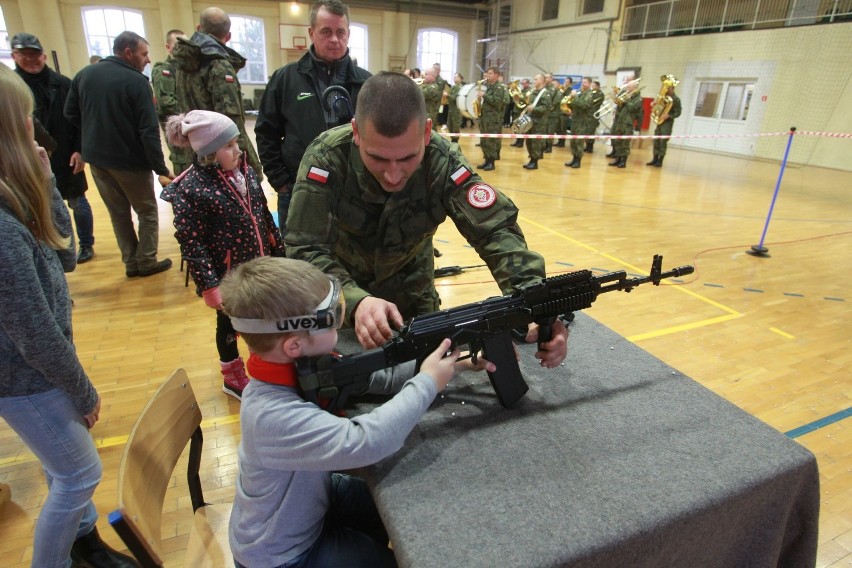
[230,15,267,84]
[581,0,605,16]
[694,82,722,118]
[82,8,145,59]
[416,28,457,84]
[542,0,559,21]
[0,6,12,69]
[721,83,754,121]
[348,23,368,69]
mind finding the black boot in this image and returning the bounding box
[617,157,627,168]
[646,155,659,166]
[70,526,140,567]
[585,141,594,153]
[480,161,495,171]
[608,157,621,167]
[523,160,538,170]
[511,140,524,147]
[555,140,566,147]
[654,156,664,168]
[571,156,582,169]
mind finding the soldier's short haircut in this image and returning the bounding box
[583,76,592,83]
[310,0,350,27]
[166,29,184,43]
[355,71,426,137]
[113,32,147,56]
[486,66,499,74]
[200,8,231,39]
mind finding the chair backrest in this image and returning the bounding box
[109,369,203,567]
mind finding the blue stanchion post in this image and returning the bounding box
[747,127,797,258]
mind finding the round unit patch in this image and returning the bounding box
[466,183,497,209]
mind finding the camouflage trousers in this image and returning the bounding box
[653,120,675,157]
[480,116,503,160]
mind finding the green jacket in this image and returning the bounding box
[612,92,644,134]
[171,31,262,178]
[421,82,442,121]
[285,125,546,322]
[152,57,179,124]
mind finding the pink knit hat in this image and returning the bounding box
[165,110,239,156]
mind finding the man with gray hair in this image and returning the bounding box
[256,0,371,234]
[172,7,263,178]
[66,31,173,277]
[285,72,569,365]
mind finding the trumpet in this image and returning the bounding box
[560,90,576,115]
[651,74,679,125]
[594,77,644,120]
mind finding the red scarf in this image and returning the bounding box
[246,353,345,415]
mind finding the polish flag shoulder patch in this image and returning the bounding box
[307,166,330,184]
[450,165,472,186]
[467,183,497,209]
[224,74,235,83]
[161,69,172,77]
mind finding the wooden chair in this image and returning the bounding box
[109,369,234,567]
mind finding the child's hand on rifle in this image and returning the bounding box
[420,338,461,392]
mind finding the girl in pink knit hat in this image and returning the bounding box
[162,110,284,400]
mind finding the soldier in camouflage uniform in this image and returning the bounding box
[477,66,509,171]
[647,85,681,168]
[510,78,531,147]
[523,74,553,170]
[420,67,442,131]
[556,77,572,148]
[585,81,605,153]
[171,7,263,179]
[432,63,449,128]
[447,72,464,142]
[152,29,191,175]
[564,77,596,169]
[609,80,643,169]
[285,72,569,363]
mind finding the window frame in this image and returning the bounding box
[81,7,146,60]
[348,22,368,70]
[416,28,458,85]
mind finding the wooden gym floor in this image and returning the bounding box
[1,123,850,566]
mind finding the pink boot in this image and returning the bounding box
[221,357,249,400]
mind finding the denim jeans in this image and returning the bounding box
[234,473,397,568]
[66,195,95,248]
[0,389,101,568]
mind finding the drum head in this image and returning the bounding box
[457,83,480,119]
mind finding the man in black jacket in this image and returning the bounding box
[255,0,371,234]
[65,31,173,278]
[13,33,95,264]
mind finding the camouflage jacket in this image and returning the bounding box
[152,57,179,125]
[420,82,442,119]
[480,81,509,123]
[612,92,644,133]
[171,31,263,179]
[285,125,546,322]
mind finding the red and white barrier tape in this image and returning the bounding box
[440,130,852,140]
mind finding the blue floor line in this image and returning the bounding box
[785,407,852,438]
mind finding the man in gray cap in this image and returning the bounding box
[12,33,96,264]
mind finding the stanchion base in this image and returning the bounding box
[746,245,771,258]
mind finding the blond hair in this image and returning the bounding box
[0,65,67,249]
[220,257,331,353]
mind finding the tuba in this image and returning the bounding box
[651,74,679,125]
[508,80,527,110]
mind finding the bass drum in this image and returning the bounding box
[457,83,480,119]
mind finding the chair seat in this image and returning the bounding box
[185,502,234,567]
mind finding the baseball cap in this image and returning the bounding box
[11,33,44,52]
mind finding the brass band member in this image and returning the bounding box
[564,77,596,169]
[523,73,554,170]
[420,67,441,131]
[609,79,643,169]
[510,78,531,147]
[586,80,604,153]
[477,66,509,171]
[447,72,464,143]
[647,77,681,168]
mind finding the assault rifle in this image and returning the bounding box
[296,255,693,412]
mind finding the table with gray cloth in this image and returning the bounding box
[340,312,819,568]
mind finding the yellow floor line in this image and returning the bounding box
[627,313,743,342]
[769,327,795,339]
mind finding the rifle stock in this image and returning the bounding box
[297,255,693,412]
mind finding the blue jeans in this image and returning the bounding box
[66,195,95,248]
[0,389,101,568]
[235,474,397,568]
